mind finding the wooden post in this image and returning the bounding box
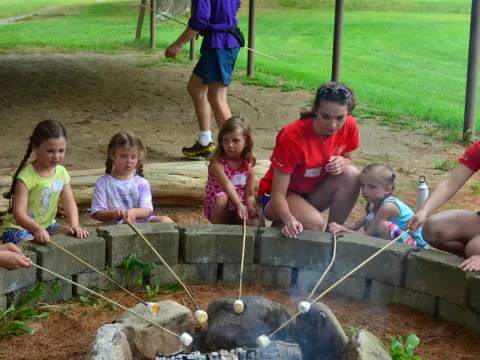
[463,0,480,142]
[135,0,147,40]
[247,0,256,76]
[149,0,157,49]
[331,0,345,82]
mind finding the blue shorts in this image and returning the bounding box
[2,224,63,244]
[259,193,271,216]
[193,47,240,85]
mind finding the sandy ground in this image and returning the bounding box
[1,52,480,359]
[1,51,479,224]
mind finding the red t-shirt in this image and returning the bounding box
[459,140,480,172]
[258,116,360,196]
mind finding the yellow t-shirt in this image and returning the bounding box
[1,164,70,231]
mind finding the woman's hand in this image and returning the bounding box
[0,250,32,270]
[407,210,427,232]
[282,218,303,238]
[33,229,50,244]
[325,156,345,175]
[69,226,89,239]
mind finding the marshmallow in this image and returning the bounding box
[256,335,271,348]
[180,332,193,346]
[233,299,244,313]
[195,309,208,324]
[298,301,311,314]
[147,302,161,315]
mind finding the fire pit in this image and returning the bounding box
[89,295,390,360]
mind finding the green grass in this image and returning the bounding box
[0,0,478,136]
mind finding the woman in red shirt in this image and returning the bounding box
[258,82,361,238]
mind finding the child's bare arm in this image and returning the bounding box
[12,181,48,242]
[245,167,257,215]
[61,184,89,238]
[366,203,399,239]
[329,215,365,234]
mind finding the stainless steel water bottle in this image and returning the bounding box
[416,175,429,210]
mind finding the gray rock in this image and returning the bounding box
[116,300,194,360]
[204,296,294,351]
[295,302,348,360]
[343,330,392,360]
[89,323,132,360]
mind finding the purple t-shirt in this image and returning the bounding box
[90,174,153,225]
[189,0,241,50]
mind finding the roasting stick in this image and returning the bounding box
[234,218,247,314]
[31,263,193,346]
[156,12,279,61]
[306,232,338,301]
[256,230,408,348]
[126,221,208,324]
[48,239,160,314]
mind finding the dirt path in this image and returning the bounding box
[0,51,479,220]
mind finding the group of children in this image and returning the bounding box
[1,80,480,273]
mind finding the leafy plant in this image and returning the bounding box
[145,284,160,300]
[389,334,422,360]
[470,183,480,194]
[433,158,457,172]
[0,283,52,338]
[78,295,103,309]
[122,253,155,288]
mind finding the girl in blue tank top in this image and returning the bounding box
[329,163,428,248]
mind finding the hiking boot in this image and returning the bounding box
[182,141,215,158]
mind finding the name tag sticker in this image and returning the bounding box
[304,167,322,178]
[232,174,247,186]
[51,179,64,192]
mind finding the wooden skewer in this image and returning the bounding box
[307,232,337,301]
[268,231,408,338]
[126,221,200,310]
[31,263,180,339]
[238,218,247,300]
[155,12,278,61]
[48,239,148,306]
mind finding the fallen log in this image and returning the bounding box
[0,160,271,214]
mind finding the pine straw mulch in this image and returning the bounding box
[0,284,479,360]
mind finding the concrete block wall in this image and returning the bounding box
[0,224,479,336]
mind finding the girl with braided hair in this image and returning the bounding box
[90,132,173,225]
[329,163,428,248]
[2,120,88,244]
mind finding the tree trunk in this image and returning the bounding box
[0,161,270,213]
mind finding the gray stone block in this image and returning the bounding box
[220,264,292,289]
[98,223,178,268]
[0,246,37,294]
[468,274,480,312]
[180,224,255,264]
[260,265,292,289]
[74,270,118,296]
[221,264,257,285]
[405,251,467,306]
[26,233,105,281]
[311,272,368,300]
[0,295,6,311]
[437,299,480,335]
[295,268,325,295]
[257,228,332,268]
[149,263,218,286]
[332,233,417,286]
[369,280,437,316]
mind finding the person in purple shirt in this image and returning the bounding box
[165,0,242,158]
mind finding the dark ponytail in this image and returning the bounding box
[301,82,356,119]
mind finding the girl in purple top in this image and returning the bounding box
[90,132,173,225]
[165,0,242,159]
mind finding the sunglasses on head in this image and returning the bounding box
[318,87,351,100]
